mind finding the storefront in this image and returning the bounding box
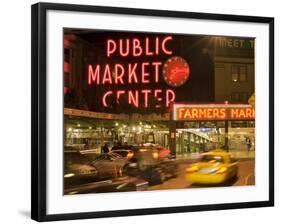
[64,108,171,153]
[169,103,255,156]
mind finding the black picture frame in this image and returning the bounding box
[31,2,274,222]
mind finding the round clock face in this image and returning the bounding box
[162,56,190,87]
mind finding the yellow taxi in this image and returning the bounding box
[185,150,238,184]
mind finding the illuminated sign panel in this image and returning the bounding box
[87,36,176,108]
[174,104,255,121]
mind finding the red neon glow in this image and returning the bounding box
[128,63,138,84]
[114,64,125,84]
[64,62,70,73]
[128,90,139,107]
[141,62,150,83]
[163,56,190,87]
[154,89,163,108]
[155,37,159,55]
[117,90,126,103]
[106,36,173,57]
[145,37,153,56]
[88,65,100,85]
[162,36,173,55]
[166,89,175,107]
[142,89,152,107]
[107,39,116,57]
[133,38,142,56]
[102,64,113,84]
[120,39,130,57]
[102,91,113,107]
[152,61,161,83]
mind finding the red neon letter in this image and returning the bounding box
[141,62,150,84]
[102,64,113,84]
[154,89,163,108]
[145,37,153,56]
[133,38,142,56]
[88,64,100,85]
[128,90,139,107]
[117,90,125,103]
[142,89,152,108]
[166,89,175,107]
[162,36,173,55]
[128,63,138,84]
[120,39,130,57]
[102,91,113,107]
[114,64,125,84]
[107,39,117,57]
[155,37,159,55]
[152,62,162,83]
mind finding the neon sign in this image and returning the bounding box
[174,104,255,121]
[87,36,178,108]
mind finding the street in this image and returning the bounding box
[148,159,255,191]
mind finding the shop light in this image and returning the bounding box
[67,127,72,132]
[132,126,136,131]
[77,123,80,127]
[89,126,92,129]
[115,122,119,127]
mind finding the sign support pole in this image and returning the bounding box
[225,121,229,152]
[169,109,177,158]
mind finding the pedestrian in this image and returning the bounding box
[246,138,251,152]
[101,143,109,154]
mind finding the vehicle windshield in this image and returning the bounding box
[112,150,129,157]
[200,155,225,163]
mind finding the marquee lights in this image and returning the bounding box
[174,104,255,121]
[88,36,178,108]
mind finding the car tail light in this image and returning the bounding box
[216,167,227,174]
[127,152,134,159]
[186,166,198,173]
[152,152,159,159]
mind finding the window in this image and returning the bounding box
[231,92,249,103]
[231,65,247,82]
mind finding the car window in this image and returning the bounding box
[113,151,129,157]
[93,154,107,162]
[200,155,225,163]
[109,152,122,159]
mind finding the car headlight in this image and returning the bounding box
[64,173,75,178]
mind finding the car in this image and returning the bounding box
[185,150,238,185]
[64,150,99,188]
[123,147,178,184]
[110,149,134,160]
[64,176,149,195]
[91,152,128,179]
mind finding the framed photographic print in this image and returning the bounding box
[31,2,274,222]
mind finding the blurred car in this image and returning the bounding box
[64,176,148,195]
[185,150,238,184]
[91,152,128,179]
[111,149,134,160]
[64,150,99,188]
[123,147,178,184]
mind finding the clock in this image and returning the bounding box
[162,56,190,87]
